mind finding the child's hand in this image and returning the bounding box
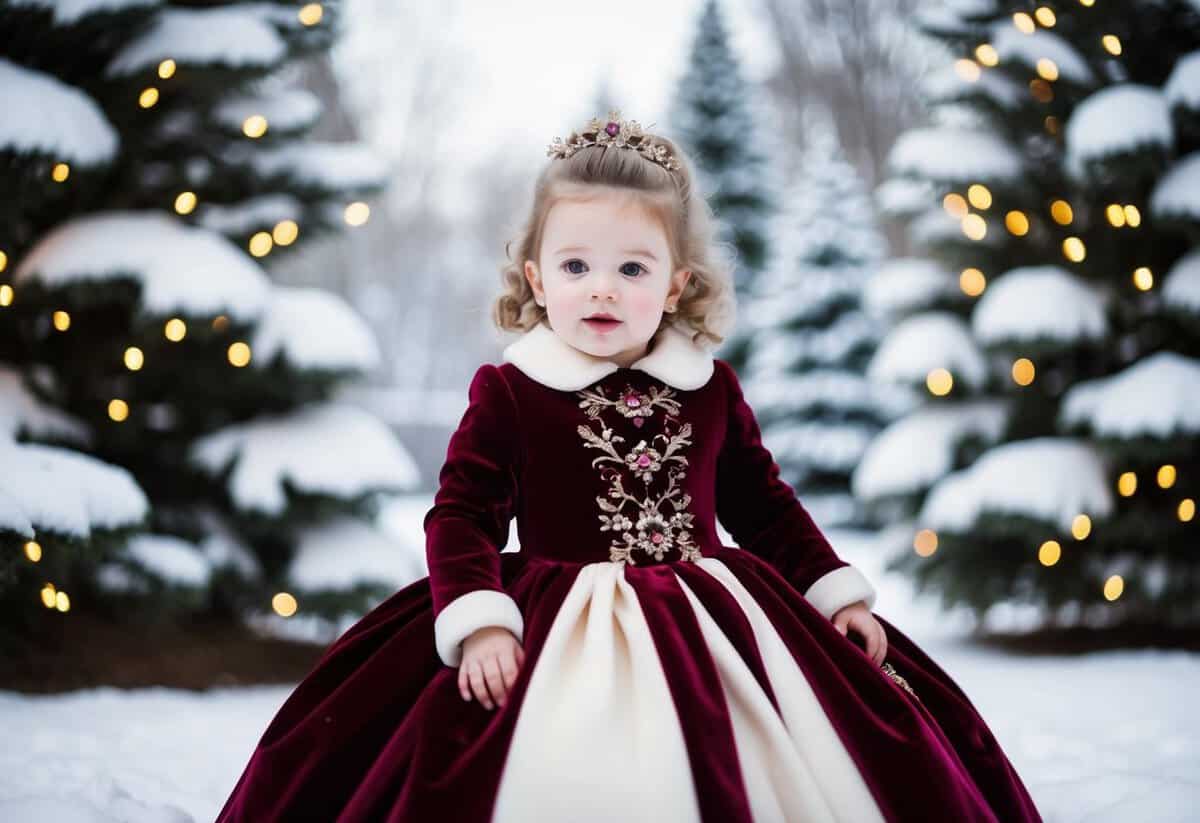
[831,601,888,665]
[459,625,524,710]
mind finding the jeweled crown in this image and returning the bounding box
[546,110,682,173]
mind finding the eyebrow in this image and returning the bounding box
[553,245,659,262]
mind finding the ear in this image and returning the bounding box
[524,260,543,302]
[668,268,692,302]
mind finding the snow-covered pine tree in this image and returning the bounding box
[668,0,775,371]
[742,118,908,530]
[0,0,423,637]
[857,0,1200,631]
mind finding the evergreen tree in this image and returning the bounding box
[669,0,775,370]
[743,119,903,530]
[0,0,422,638]
[858,0,1200,630]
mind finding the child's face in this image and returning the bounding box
[524,189,691,368]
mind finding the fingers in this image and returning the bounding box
[467,659,492,709]
[483,656,506,708]
[458,663,471,701]
[461,644,525,711]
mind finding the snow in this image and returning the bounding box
[120,534,212,588]
[1163,249,1200,313]
[289,516,427,591]
[908,206,1003,249]
[888,128,1024,185]
[0,59,118,166]
[251,286,382,373]
[1065,85,1173,179]
[922,63,1025,110]
[0,365,90,444]
[874,177,935,218]
[920,437,1113,534]
[863,258,960,321]
[238,140,389,192]
[1150,152,1200,221]
[748,310,878,369]
[7,0,159,24]
[990,24,1094,86]
[852,400,1010,501]
[212,89,322,135]
[972,266,1109,347]
[761,418,880,473]
[1164,50,1200,111]
[747,369,909,420]
[13,212,272,321]
[0,441,148,539]
[1060,351,1200,439]
[105,6,287,78]
[868,312,990,390]
[1,515,1196,823]
[195,193,303,235]
[189,403,420,516]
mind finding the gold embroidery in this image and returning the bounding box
[881,662,920,700]
[575,382,701,564]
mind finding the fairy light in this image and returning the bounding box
[24,541,42,562]
[53,310,70,331]
[108,399,129,422]
[52,163,70,182]
[960,267,986,297]
[40,583,56,608]
[1005,210,1030,235]
[1034,7,1056,26]
[56,591,70,612]
[1117,471,1137,496]
[1013,12,1035,34]
[1063,237,1086,262]
[227,341,252,367]
[1102,35,1122,55]
[1106,204,1126,226]
[1050,200,1073,225]
[175,191,197,215]
[243,115,268,138]
[165,317,187,341]
[1012,357,1035,385]
[1103,575,1124,601]
[914,529,938,557]
[955,59,982,82]
[249,232,273,257]
[944,192,968,217]
[344,202,370,226]
[1180,499,1196,522]
[158,59,176,79]
[962,213,987,240]
[926,368,954,396]
[975,44,999,66]
[298,3,323,25]
[1124,205,1141,226]
[273,220,299,245]
[0,285,12,307]
[1157,464,1176,488]
[273,592,298,617]
[1071,514,1091,540]
[1036,58,1059,81]
[967,184,992,210]
[139,87,159,108]
[124,346,144,370]
[1133,267,1153,291]
[1038,540,1061,566]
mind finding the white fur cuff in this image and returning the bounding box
[803,565,877,621]
[434,589,525,667]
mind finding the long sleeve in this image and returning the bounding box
[714,360,876,621]
[424,363,524,667]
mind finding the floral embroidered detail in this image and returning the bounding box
[575,382,701,564]
[881,662,920,701]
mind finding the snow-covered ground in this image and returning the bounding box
[1,500,1196,822]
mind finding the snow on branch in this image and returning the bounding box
[1150,152,1200,222]
[251,285,382,373]
[1060,351,1200,440]
[972,265,1109,347]
[106,6,287,77]
[0,59,118,166]
[888,128,1024,185]
[0,366,90,444]
[1065,85,1172,180]
[868,312,990,391]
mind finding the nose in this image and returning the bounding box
[589,270,619,302]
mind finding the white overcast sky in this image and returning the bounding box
[334,0,779,217]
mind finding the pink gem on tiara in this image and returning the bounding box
[605,121,620,136]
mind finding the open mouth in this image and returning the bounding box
[584,317,622,331]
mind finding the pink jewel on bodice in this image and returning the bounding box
[633,418,644,428]
[637,454,651,467]
[651,533,663,544]
[624,393,641,407]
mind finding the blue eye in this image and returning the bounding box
[561,260,647,277]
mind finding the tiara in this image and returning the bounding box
[546,110,681,173]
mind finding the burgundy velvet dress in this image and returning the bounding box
[217,319,1042,822]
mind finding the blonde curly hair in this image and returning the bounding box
[492,130,737,349]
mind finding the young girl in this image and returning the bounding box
[217,112,1042,822]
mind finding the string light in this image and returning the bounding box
[273,220,299,245]
[24,541,42,562]
[139,87,159,108]
[926,368,954,396]
[40,583,56,608]
[0,249,7,271]
[53,310,70,331]
[955,59,981,81]
[975,44,999,66]
[1062,236,1086,262]
[1030,78,1053,102]
[165,317,186,341]
[960,267,986,296]
[1013,12,1035,34]
[158,59,176,79]
[914,529,938,557]
[1180,499,1196,522]
[124,346,144,370]
[1038,540,1061,566]
[249,232,273,257]
[52,163,70,182]
[1106,204,1126,226]
[298,3,323,25]
[344,202,370,226]
[1071,514,1092,540]
[1050,199,1073,225]
[227,341,252,367]
[1102,35,1122,55]
[1157,465,1176,488]
[56,591,70,612]
[944,192,968,217]
[273,592,298,617]
[1012,357,1035,385]
[0,285,12,307]
[1036,58,1059,81]
[243,115,268,139]
[1117,471,1137,496]
[212,314,229,332]
[1124,205,1141,226]
[1103,575,1124,601]
[1034,7,1056,26]
[967,184,992,210]
[1005,210,1030,235]
[962,213,987,240]
[175,191,197,215]
[108,398,129,422]
[1133,266,1153,291]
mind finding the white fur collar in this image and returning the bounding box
[502,320,715,391]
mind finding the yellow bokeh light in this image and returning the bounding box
[158,59,176,79]
[273,592,299,617]
[1013,12,1035,33]
[1062,236,1086,262]
[298,2,323,25]
[962,213,987,241]
[273,220,299,245]
[1117,471,1137,497]
[960,267,987,297]
[212,314,229,332]
[1035,6,1056,26]
[249,231,273,257]
[1037,58,1059,81]
[1071,514,1092,540]
[124,346,144,370]
[24,541,42,562]
[165,317,187,341]
[41,584,56,608]
[967,184,992,210]
[1044,115,1059,135]
[52,163,70,182]
[108,398,129,422]
[0,250,7,271]
[1124,205,1141,227]
[139,87,159,108]
[1106,204,1126,226]
[1103,575,1124,601]
[1038,540,1061,566]
[914,529,938,557]
[927,368,954,396]
[1030,78,1054,102]
[0,284,11,307]
[56,590,70,612]
[1012,357,1035,385]
[1157,464,1176,488]
[175,191,197,215]
[1179,498,1195,522]
[975,44,999,66]
[228,341,252,367]
[943,192,968,217]
[1050,199,1073,225]
[243,115,268,139]
[955,59,981,82]
[344,202,371,226]
[1080,0,1095,6]
[1102,35,1122,55]
[1005,210,1030,236]
[1133,267,1154,291]
[53,310,71,331]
